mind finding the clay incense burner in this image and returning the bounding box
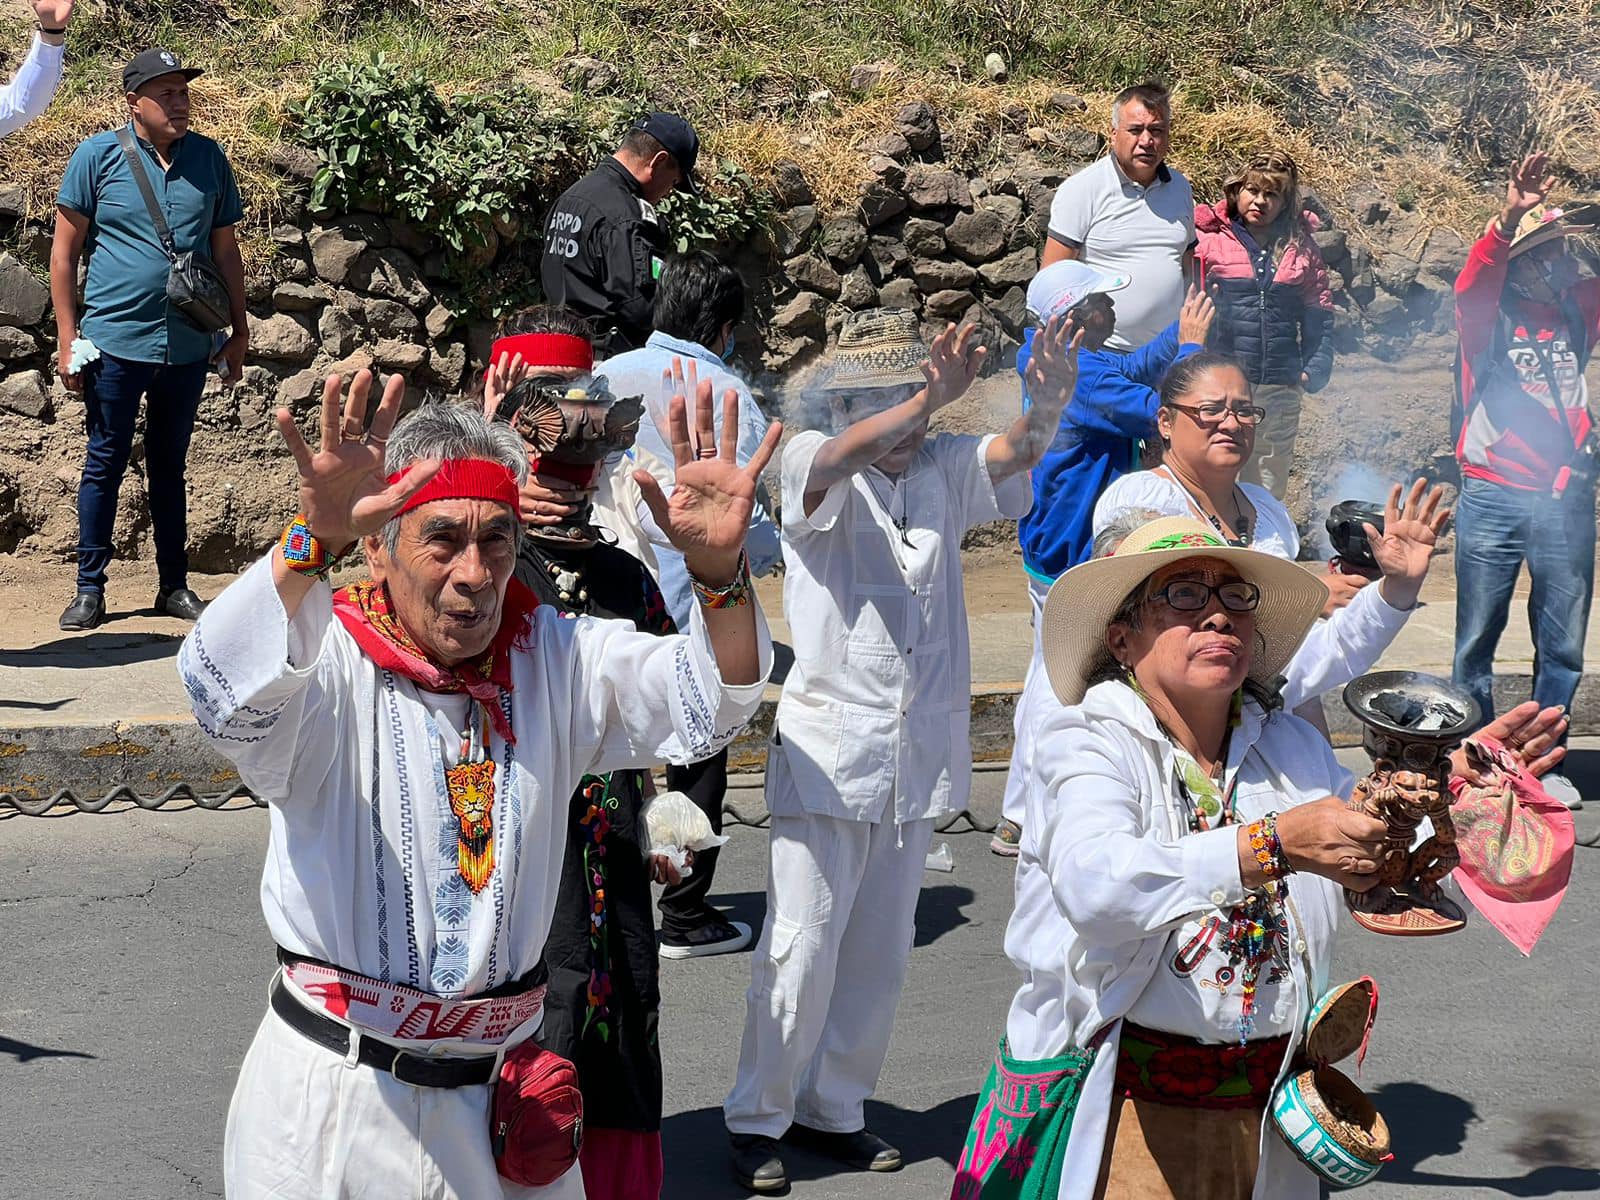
[1341,670,1481,936]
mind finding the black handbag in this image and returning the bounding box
[114,126,235,334]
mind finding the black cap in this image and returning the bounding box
[631,112,700,193]
[122,48,204,95]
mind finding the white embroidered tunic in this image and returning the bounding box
[179,556,771,1003]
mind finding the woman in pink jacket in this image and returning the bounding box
[1194,151,1336,499]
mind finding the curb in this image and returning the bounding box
[4,672,1595,813]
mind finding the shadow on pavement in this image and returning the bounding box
[703,884,979,952]
[1373,1081,1600,1195]
[0,1035,95,1063]
[0,631,182,668]
[662,1094,975,1199]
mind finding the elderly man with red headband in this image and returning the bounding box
[178,365,778,1199]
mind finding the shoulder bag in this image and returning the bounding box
[114,126,234,333]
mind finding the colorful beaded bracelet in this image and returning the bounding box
[279,514,356,581]
[1248,811,1293,882]
[689,551,751,610]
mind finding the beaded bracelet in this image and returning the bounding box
[279,514,356,580]
[689,551,751,610]
[1248,811,1294,882]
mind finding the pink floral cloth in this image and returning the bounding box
[1449,735,1575,955]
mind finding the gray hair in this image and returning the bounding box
[381,401,529,555]
[1090,506,1166,560]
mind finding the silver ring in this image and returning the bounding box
[342,424,363,440]
[696,448,718,460]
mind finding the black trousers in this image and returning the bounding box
[657,746,728,936]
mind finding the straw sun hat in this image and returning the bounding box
[1508,202,1599,259]
[1041,517,1330,706]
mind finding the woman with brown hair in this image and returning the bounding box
[1194,150,1336,499]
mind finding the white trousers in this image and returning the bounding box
[224,1006,584,1200]
[723,812,936,1137]
[1000,579,1052,829]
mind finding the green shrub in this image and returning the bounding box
[291,55,601,261]
[657,162,775,253]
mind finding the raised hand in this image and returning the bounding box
[483,350,529,420]
[1022,314,1084,417]
[1505,152,1556,221]
[1178,285,1215,346]
[1451,700,1569,784]
[32,0,74,30]
[635,373,781,585]
[1367,478,1450,610]
[273,370,440,550]
[921,322,987,411]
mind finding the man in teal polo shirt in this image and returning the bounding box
[51,47,247,631]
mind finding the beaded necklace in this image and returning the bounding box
[1156,686,1290,1043]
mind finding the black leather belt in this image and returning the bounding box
[269,975,499,1089]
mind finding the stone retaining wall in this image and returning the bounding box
[0,99,1473,572]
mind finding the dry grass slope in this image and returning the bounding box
[0,0,1595,272]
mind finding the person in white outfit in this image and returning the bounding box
[723,308,1081,1192]
[952,515,1434,1197]
[0,1,75,139]
[181,367,777,1199]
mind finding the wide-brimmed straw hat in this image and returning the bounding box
[815,308,928,393]
[1508,203,1600,259]
[1041,517,1330,706]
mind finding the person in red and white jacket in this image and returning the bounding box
[1452,151,1600,810]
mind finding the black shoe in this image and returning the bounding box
[155,587,207,621]
[786,1124,902,1172]
[729,1132,787,1192]
[659,918,753,960]
[59,591,105,631]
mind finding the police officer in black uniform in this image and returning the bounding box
[540,112,700,355]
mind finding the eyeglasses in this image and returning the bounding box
[1166,402,1267,426]
[1150,579,1261,613]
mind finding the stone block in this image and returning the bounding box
[0,185,27,219]
[771,292,829,337]
[946,209,1006,263]
[924,288,976,320]
[819,218,868,268]
[772,160,815,208]
[425,304,455,340]
[864,132,911,161]
[895,100,940,153]
[839,269,878,310]
[877,278,920,312]
[856,182,907,229]
[248,312,317,364]
[905,167,971,211]
[0,253,49,326]
[0,370,49,420]
[425,342,468,388]
[773,205,819,258]
[991,286,1027,336]
[786,254,843,300]
[351,248,432,308]
[363,298,421,339]
[979,194,1025,230]
[911,257,977,292]
[901,218,947,258]
[270,281,330,312]
[318,304,362,359]
[373,339,428,372]
[866,235,909,282]
[0,325,39,360]
[308,225,368,286]
[979,248,1037,290]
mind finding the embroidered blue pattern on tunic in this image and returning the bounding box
[180,629,284,744]
[674,641,717,758]
[382,672,422,988]
[368,709,390,982]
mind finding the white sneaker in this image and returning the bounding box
[659,919,753,960]
[1541,773,1584,810]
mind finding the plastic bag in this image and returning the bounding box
[640,790,729,878]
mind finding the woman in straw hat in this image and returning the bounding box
[953,515,1396,1199]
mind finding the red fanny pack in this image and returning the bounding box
[492,1040,585,1186]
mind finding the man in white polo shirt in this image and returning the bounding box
[1040,81,1195,352]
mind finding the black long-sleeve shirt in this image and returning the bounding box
[539,159,669,353]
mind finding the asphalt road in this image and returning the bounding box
[3,750,1598,1200]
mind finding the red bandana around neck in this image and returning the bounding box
[332,577,539,745]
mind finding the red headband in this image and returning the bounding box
[388,458,520,518]
[489,332,594,373]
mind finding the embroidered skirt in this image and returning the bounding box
[950,1038,1098,1200]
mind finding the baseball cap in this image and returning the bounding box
[631,112,700,193]
[1025,260,1131,321]
[123,48,204,95]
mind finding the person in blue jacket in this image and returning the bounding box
[992,262,1215,856]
